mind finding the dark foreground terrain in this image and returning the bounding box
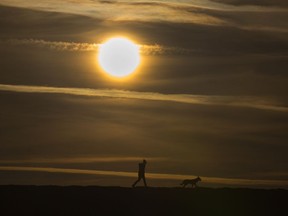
[0,185,287,216]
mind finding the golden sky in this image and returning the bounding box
[0,0,288,188]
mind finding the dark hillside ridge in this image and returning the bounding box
[1,185,287,216]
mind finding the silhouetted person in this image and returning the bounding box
[132,159,147,188]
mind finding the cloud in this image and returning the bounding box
[0,84,287,112]
[0,166,287,187]
[6,39,98,52]
[0,156,166,164]
[140,44,193,56]
[3,39,194,56]
[0,0,227,25]
[211,0,288,8]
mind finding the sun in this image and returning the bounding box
[98,37,140,78]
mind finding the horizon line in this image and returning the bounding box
[0,166,287,188]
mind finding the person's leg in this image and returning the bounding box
[143,176,147,187]
[132,177,141,187]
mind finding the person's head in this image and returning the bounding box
[143,159,147,164]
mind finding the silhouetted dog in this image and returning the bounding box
[180,176,201,188]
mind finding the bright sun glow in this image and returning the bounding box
[98,37,140,78]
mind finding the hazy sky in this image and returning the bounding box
[0,0,288,188]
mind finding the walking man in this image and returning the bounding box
[132,159,147,188]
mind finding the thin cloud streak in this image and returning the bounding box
[0,157,166,164]
[0,84,287,112]
[6,39,98,52]
[0,166,287,187]
[3,39,192,56]
[211,0,288,8]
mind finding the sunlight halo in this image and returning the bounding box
[98,37,140,78]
